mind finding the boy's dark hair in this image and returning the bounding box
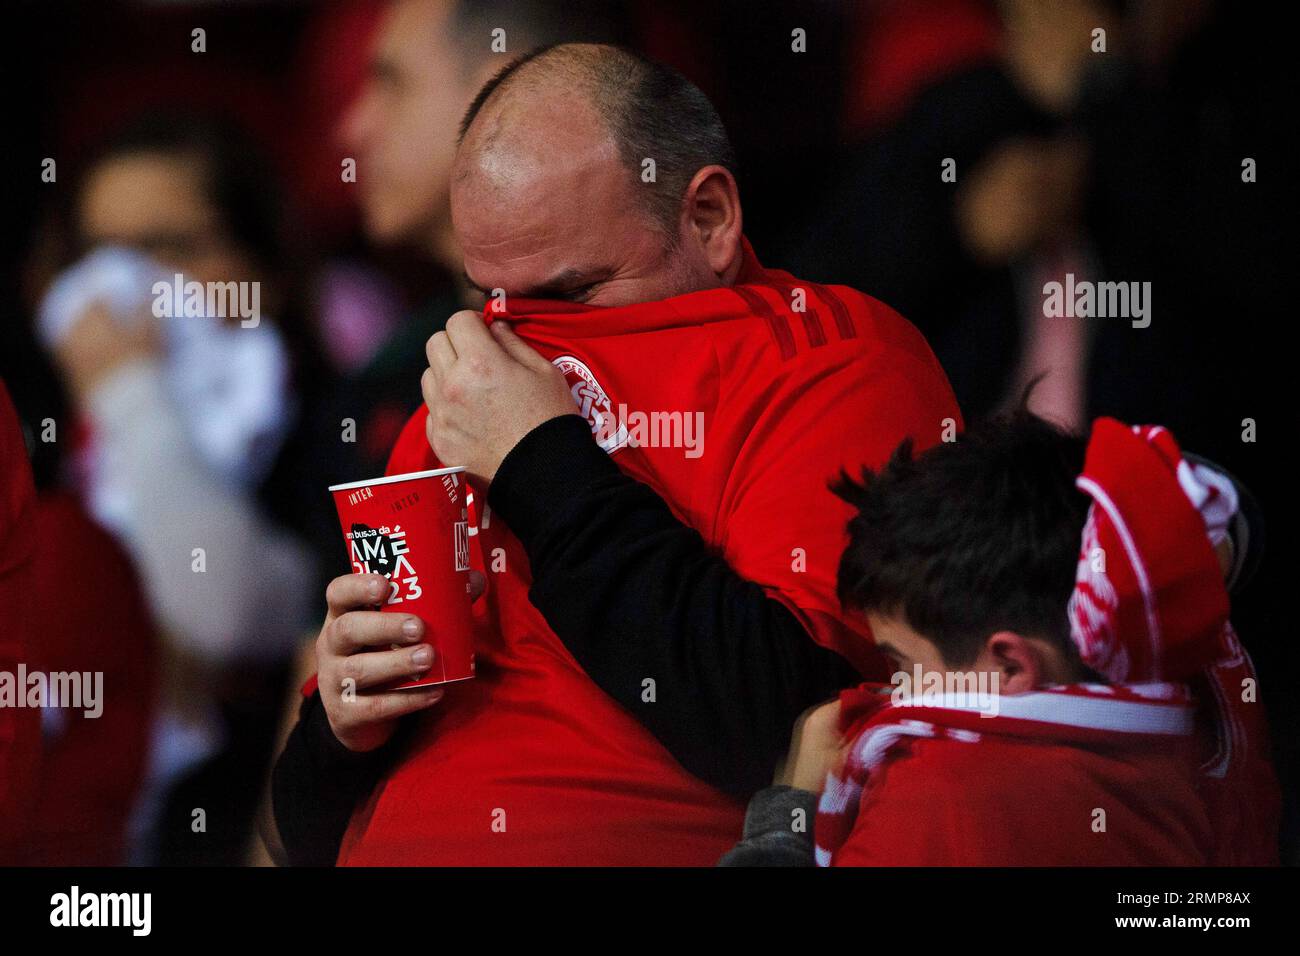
[832,409,1091,668]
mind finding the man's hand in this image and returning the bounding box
[421,311,576,483]
[774,698,846,793]
[316,569,486,753]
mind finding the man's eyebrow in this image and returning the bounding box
[525,268,595,299]
[462,267,608,300]
[874,641,902,660]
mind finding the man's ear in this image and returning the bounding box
[981,631,1053,694]
[681,165,743,279]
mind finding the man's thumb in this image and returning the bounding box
[490,320,547,369]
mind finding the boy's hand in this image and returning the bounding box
[775,698,845,793]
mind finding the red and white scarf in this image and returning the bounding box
[814,680,1198,865]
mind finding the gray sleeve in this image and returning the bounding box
[86,360,314,665]
[717,785,818,867]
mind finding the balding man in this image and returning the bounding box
[274,43,960,865]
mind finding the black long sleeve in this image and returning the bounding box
[487,413,860,797]
[271,690,400,866]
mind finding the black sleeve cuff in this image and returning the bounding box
[487,413,622,549]
[299,689,391,769]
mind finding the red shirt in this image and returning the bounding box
[335,246,960,865]
[24,492,156,865]
[833,733,1219,866]
[0,382,40,863]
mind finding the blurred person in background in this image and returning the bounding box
[785,0,1283,443]
[783,0,1117,428]
[30,114,322,864]
[0,359,157,866]
[0,381,41,865]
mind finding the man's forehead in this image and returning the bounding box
[456,186,605,278]
[457,88,617,178]
[452,121,631,250]
[457,133,619,205]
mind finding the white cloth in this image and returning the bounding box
[38,245,294,506]
[85,362,312,664]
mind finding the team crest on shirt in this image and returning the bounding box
[552,354,629,454]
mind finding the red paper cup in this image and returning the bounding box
[329,467,475,689]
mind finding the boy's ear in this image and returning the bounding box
[981,631,1053,694]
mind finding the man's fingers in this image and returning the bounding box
[329,643,437,691]
[468,568,487,602]
[326,609,424,655]
[325,573,389,617]
[349,685,446,724]
[489,320,548,370]
[444,309,494,354]
[426,330,457,374]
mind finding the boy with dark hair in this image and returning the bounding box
[832,410,1095,687]
[722,411,1279,866]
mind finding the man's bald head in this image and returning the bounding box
[456,43,737,238]
[450,43,744,308]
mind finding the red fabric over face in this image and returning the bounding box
[330,240,961,865]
